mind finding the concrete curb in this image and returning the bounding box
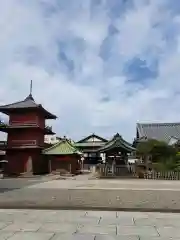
[1,204,180,213]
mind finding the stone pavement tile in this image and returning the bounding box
[26,210,57,219]
[156,227,180,238]
[59,210,86,216]
[99,217,134,226]
[0,209,30,214]
[28,212,63,223]
[51,233,95,239]
[0,223,11,231]
[33,210,87,222]
[147,212,180,219]
[117,226,159,237]
[143,212,180,222]
[50,210,86,218]
[0,211,36,223]
[78,225,116,235]
[34,212,99,224]
[38,223,78,233]
[95,235,139,240]
[0,216,35,223]
[39,215,100,224]
[0,214,17,223]
[0,232,16,240]
[117,212,149,219]
[69,217,100,225]
[139,237,179,240]
[135,217,180,227]
[2,222,42,232]
[86,211,116,219]
[50,210,86,217]
[7,232,54,240]
[0,210,86,223]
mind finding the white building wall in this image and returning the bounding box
[44,135,60,145]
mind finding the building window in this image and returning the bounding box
[89,153,96,158]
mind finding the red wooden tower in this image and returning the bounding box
[0,82,57,175]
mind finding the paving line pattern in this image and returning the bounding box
[0,209,180,239]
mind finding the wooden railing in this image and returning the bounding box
[45,125,52,131]
[0,141,6,150]
[98,164,135,177]
[10,121,37,126]
[0,141,6,146]
[11,140,39,146]
[9,121,52,131]
[0,121,8,127]
[144,171,180,180]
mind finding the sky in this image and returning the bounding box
[0,0,180,142]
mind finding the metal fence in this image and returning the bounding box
[144,171,180,180]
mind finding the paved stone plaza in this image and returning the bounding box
[0,209,180,239]
[26,177,180,191]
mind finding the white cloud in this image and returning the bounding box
[0,0,180,142]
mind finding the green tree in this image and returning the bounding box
[150,142,177,162]
[136,139,164,158]
[136,139,177,170]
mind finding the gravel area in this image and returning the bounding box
[0,188,180,211]
[1,178,180,211]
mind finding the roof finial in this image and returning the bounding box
[30,80,32,96]
[25,80,34,101]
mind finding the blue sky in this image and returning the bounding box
[0,0,180,142]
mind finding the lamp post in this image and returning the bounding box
[81,156,84,172]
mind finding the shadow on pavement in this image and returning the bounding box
[0,178,44,193]
[0,188,19,193]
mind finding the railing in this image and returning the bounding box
[0,141,6,150]
[9,121,52,131]
[0,141,6,146]
[10,120,38,126]
[0,121,8,127]
[144,171,180,180]
[11,140,39,147]
[1,119,53,131]
[45,125,52,131]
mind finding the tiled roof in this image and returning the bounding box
[75,134,108,148]
[0,94,57,119]
[75,142,105,147]
[98,133,135,153]
[43,138,82,155]
[76,134,108,143]
[137,122,180,143]
[0,95,38,109]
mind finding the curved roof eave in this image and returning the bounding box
[0,94,57,119]
[97,133,136,153]
[98,141,135,153]
[43,138,82,155]
[39,106,57,119]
